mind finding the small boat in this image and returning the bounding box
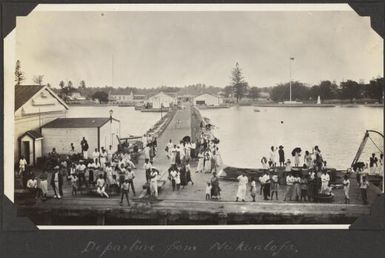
[254,108,260,112]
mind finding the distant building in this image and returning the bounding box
[146,92,176,109]
[15,85,69,165]
[109,91,134,104]
[68,91,86,101]
[193,93,224,106]
[41,117,120,156]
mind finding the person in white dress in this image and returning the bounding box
[100,148,107,168]
[214,147,223,167]
[343,174,350,204]
[150,169,159,198]
[166,139,173,159]
[236,173,249,202]
[196,151,204,173]
[320,170,330,193]
[19,156,28,176]
[203,150,212,173]
[92,148,100,165]
[269,146,278,167]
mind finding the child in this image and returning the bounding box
[250,178,257,202]
[343,174,350,204]
[205,182,212,200]
[285,159,292,172]
[300,175,308,201]
[96,174,109,198]
[68,174,78,196]
[120,179,130,206]
[270,172,279,200]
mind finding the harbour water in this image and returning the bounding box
[200,106,383,170]
[66,106,162,136]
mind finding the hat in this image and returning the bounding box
[279,145,283,149]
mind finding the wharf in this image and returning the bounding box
[15,104,379,225]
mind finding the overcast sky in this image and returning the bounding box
[16,10,383,88]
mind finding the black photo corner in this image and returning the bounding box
[1,1,385,258]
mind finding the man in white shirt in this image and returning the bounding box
[124,168,136,196]
[143,159,152,183]
[260,172,271,200]
[19,156,28,176]
[92,148,100,165]
[284,172,294,201]
[27,176,38,199]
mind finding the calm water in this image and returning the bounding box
[200,106,383,170]
[66,106,162,136]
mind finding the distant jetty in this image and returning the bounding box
[254,103,336,107]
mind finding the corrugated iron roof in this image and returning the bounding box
[15,85,44,111]
[42,117,119,128]
[20,130,44,140]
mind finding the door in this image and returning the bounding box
[23,141,30,164]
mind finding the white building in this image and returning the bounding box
[193,94,223,106]
[41,117,120,156]
[15,85,69,165]
[146,92,176,109]
[109,91,134,104]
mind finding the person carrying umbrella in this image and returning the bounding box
[291,147,302,167]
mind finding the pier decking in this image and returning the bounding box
[15,104,380,225]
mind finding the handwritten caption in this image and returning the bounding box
[81,240,298,257]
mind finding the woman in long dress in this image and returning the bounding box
[204,150,212,173]
[236,173,248,202]
[210,172,220,200]
[214,147,223,167]
[196,151,204,173]
[294,151,301,167]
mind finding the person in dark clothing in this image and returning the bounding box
[278,145,285,167]
[80,137,89,159]
[179,165,187,189]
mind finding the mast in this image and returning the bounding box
[289,57,294,101]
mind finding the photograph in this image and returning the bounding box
[4,3,384,227]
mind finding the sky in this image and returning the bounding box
[16,8,383,89]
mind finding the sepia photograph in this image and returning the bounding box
[3,3,384,227]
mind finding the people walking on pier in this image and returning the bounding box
[124,168,136,196]
[18,155,27,176]
[269,146,278,167]
[236,173,248,202]
[284,172,294,201]
[120,179,130,206]
[205,182,212,200]
[300,175,309,201]
[81,137,89,159]
[250,178,257,202]
[179,164,187,189]
[260,171,271,200]
[196,150,204,173]
[359,176,369,205]
[369,153,378,175]
[166,139,173,159]
[143,159,152,183]
[261,157,269,170]
[270,172,279,200]
[144,144,151,162]
[293,173,301,201]
[92,148,100,165]
[185,162,194,185]
[343,174,350,204]
[210,172,221,200]
[304,151,312,168]
[38,170,48,200]
[96,174,109,198]
[51,166,63,199]
[204,150,212,173]
[278,146,285,167]
[320,170,330,194]
[169,165,178,191]
[150,168,159,198]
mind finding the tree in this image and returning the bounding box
[319,80,338,99]
[46,83,51,88]
[92,91,109,103]
[270,81,310,102]
[366,77,384,103]
[231,62,248,103]
[15,60,25,86]
[79,80,86,89]
[340,80,361,102]
[33,75,44,85]
[59,80,65,89]
[67,81,73,89]
[248,87,260,100]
